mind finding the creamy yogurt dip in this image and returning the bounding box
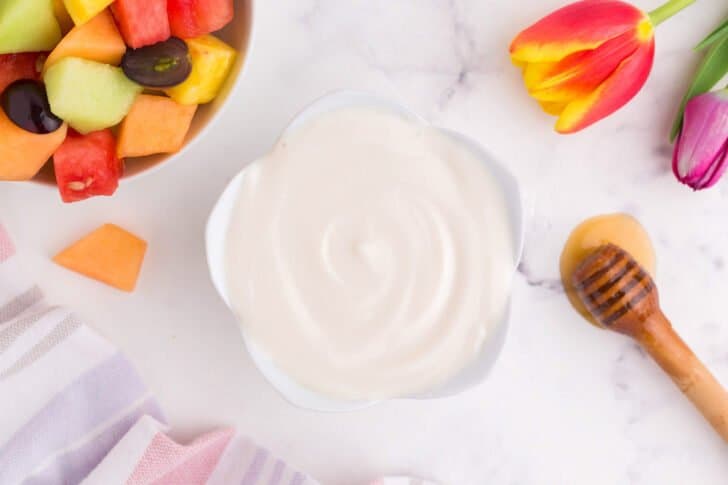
[224,106,514,400]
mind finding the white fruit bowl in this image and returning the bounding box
[206,91,525,412]
[32,0,255,185]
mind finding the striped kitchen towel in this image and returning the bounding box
[82,416,314,485]
[0,225,165,484]
[0,224,317,485]
[371,479,439,485]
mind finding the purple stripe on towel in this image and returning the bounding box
[268,460,285,485]
[1,314,81,379]
[0,353,149,484]
[22,398,164,485]
[241,448,269,485]
[0,305,58,353]
[0,286,44,324]
[290,472,305,485]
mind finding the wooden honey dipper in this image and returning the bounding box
[572,243,728,442]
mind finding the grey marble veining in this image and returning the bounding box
[3,0,728,483]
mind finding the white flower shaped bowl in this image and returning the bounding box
[206,91,524,412]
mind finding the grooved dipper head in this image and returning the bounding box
[571,243,659,336]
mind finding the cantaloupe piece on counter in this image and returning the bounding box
[44,9,125,71]
[117,94,197,158]
[0,108,67,181]
[53,0,75,33]
[54,224,147,292]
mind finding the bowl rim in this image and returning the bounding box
[30,0,257,188]
[206,90,525,412]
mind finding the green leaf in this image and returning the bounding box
[696,18,728,51]
[670,35,728,140]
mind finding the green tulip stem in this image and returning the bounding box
[649,0,697,26]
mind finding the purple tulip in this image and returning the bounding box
[673,90,728,190]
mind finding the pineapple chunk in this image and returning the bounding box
[166,35,236,105]
[62,0,115,26]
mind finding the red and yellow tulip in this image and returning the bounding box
[510,0,693,134]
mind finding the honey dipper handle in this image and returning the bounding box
[635,311,728,442]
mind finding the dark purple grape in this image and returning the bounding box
[122,37,192,88]
[1,80,63,134]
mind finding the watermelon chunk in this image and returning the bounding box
[0,53,45,93]
[111,0,170,49]
[167,0,233,39]
[53,129,123,203]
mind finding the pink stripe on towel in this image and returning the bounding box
[0,224,15,262]
[127,428,235,485]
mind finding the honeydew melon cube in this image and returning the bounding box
[45,57,142,134]
[0,0,62,54]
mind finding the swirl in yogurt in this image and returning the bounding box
[225,107,515,400]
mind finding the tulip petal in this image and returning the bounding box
[555,40,654,133]
[510,0,646,63]
[696,143,728,189]
[528,29,643,103]
[512,59,527,68]
[675,140,728,190]
[539,101,568,115]
[673,91,728,189]
[523,62,555,90]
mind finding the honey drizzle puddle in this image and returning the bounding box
[560,213,656,326]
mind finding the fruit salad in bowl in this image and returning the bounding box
[0,0,253,203]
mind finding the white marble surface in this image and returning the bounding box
[3,0,728,483]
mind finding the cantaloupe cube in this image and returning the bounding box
[62,0,115,26]
[117,94,197,158]
[0,108,67,181]
[54,224,147,292]
[44,9,125,71]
